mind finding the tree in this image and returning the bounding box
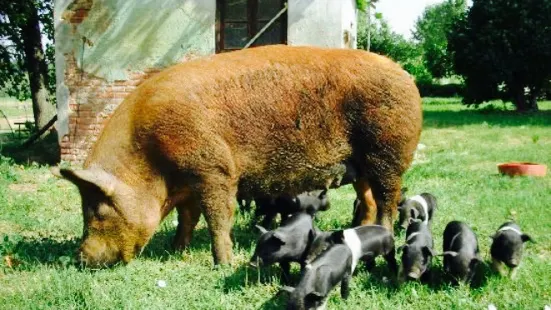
[414,0,467,79]
[358,16,432,84]
[0,0,56,130]
[449,0,551,111]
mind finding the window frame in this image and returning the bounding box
[216,0,288,53]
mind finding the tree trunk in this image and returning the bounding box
[20,2,56,131]
[511,84,539,112]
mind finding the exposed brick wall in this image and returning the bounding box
[60,54,161,163]
[59,1,174,164]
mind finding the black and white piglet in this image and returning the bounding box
[256,190,330,229]
[397,192,437,229]
[305,225,397,275]
[282,243,353,310]
[490,222,533,278]
[442,221,482,283]
[398,219,435,282]
[250,212,315,283]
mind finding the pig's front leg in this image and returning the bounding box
[341,270,352,299]
[280,261,291,284]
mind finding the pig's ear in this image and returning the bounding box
[255,225,268,234]
[330,230,345,243]
[55,167,117,197]
[305,291,324,302]
[410,208,419,219]
[521,234,534,243]
[318,189,328,199]
[280,286,295,294]
[272,232,286,244]
[422,246,436,257]
[470,256,482,268]
[441,251,459,257]
[397,244,408,253]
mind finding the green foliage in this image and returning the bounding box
[414,0,467,78]
[357,16,432,84]
[0,0,55,102]
[448,0,551,111]
[1,101,550,308]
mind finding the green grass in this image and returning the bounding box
[1,99,550,309]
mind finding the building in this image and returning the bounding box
[55,0,358,163]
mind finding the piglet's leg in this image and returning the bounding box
[280,261,291,284]
[384,247,398,277]
[352,179,377,227]
[341,270,351,299]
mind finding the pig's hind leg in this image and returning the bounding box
[173,202,202,250]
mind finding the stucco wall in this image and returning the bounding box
[287,0,357,48]
[55,0,216,162]
[55,0,357,163]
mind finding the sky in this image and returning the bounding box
[375,0,446,38]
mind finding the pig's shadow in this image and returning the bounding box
[421,259,493,290]
[141,217,261,262]
[1,236,80,269]
[222,264,296,309]
[222,263,303,292]
[258,291,288,310]
[355,263,400,296]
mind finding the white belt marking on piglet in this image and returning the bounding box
[410,195,429,225]
[406,232,421,243]
[498,226,522,235]
[343,229,362,273]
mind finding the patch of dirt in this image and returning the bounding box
[8,183,38,193]
[0,221,21,234]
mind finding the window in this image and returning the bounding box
[216,0,287,53]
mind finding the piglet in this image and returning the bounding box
[398,219,435,282]
[442,221,482,284]
[250,212,315,283]
[305,225,397,276]
[256,190,330,228]
[282,243,353,310]
[490,222,533,279]
[397,192,436,229]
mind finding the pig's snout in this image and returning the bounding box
[249,255,263,268]
[78,238,121,268]
[407,271,421,280]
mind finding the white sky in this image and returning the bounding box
[376,0,446,38]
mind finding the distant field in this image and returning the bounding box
[0,97,33,136]
[0,99,550,309]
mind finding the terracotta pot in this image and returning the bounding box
[498,162,547,177]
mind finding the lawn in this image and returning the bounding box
[0,99,550,309]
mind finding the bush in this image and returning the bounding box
[416,82,464,97]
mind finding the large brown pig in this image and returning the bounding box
[54,45,422,267]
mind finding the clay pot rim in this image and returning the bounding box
[497,162,546,168]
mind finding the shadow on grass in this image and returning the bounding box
[423,109,551,128]
[0,131,60,166]
[259,291,288,310]
[1,236,79,270]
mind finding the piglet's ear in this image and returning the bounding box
[441,251,459,257]
[397,244,408,253]
[280,286,295,294]
[318,189,328,199]
[305,291,324,302]
[272,232,286,244]
[331,230,345,243]
[521,234,534,243]
[423,246,436,257]
[255,225,268,234]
